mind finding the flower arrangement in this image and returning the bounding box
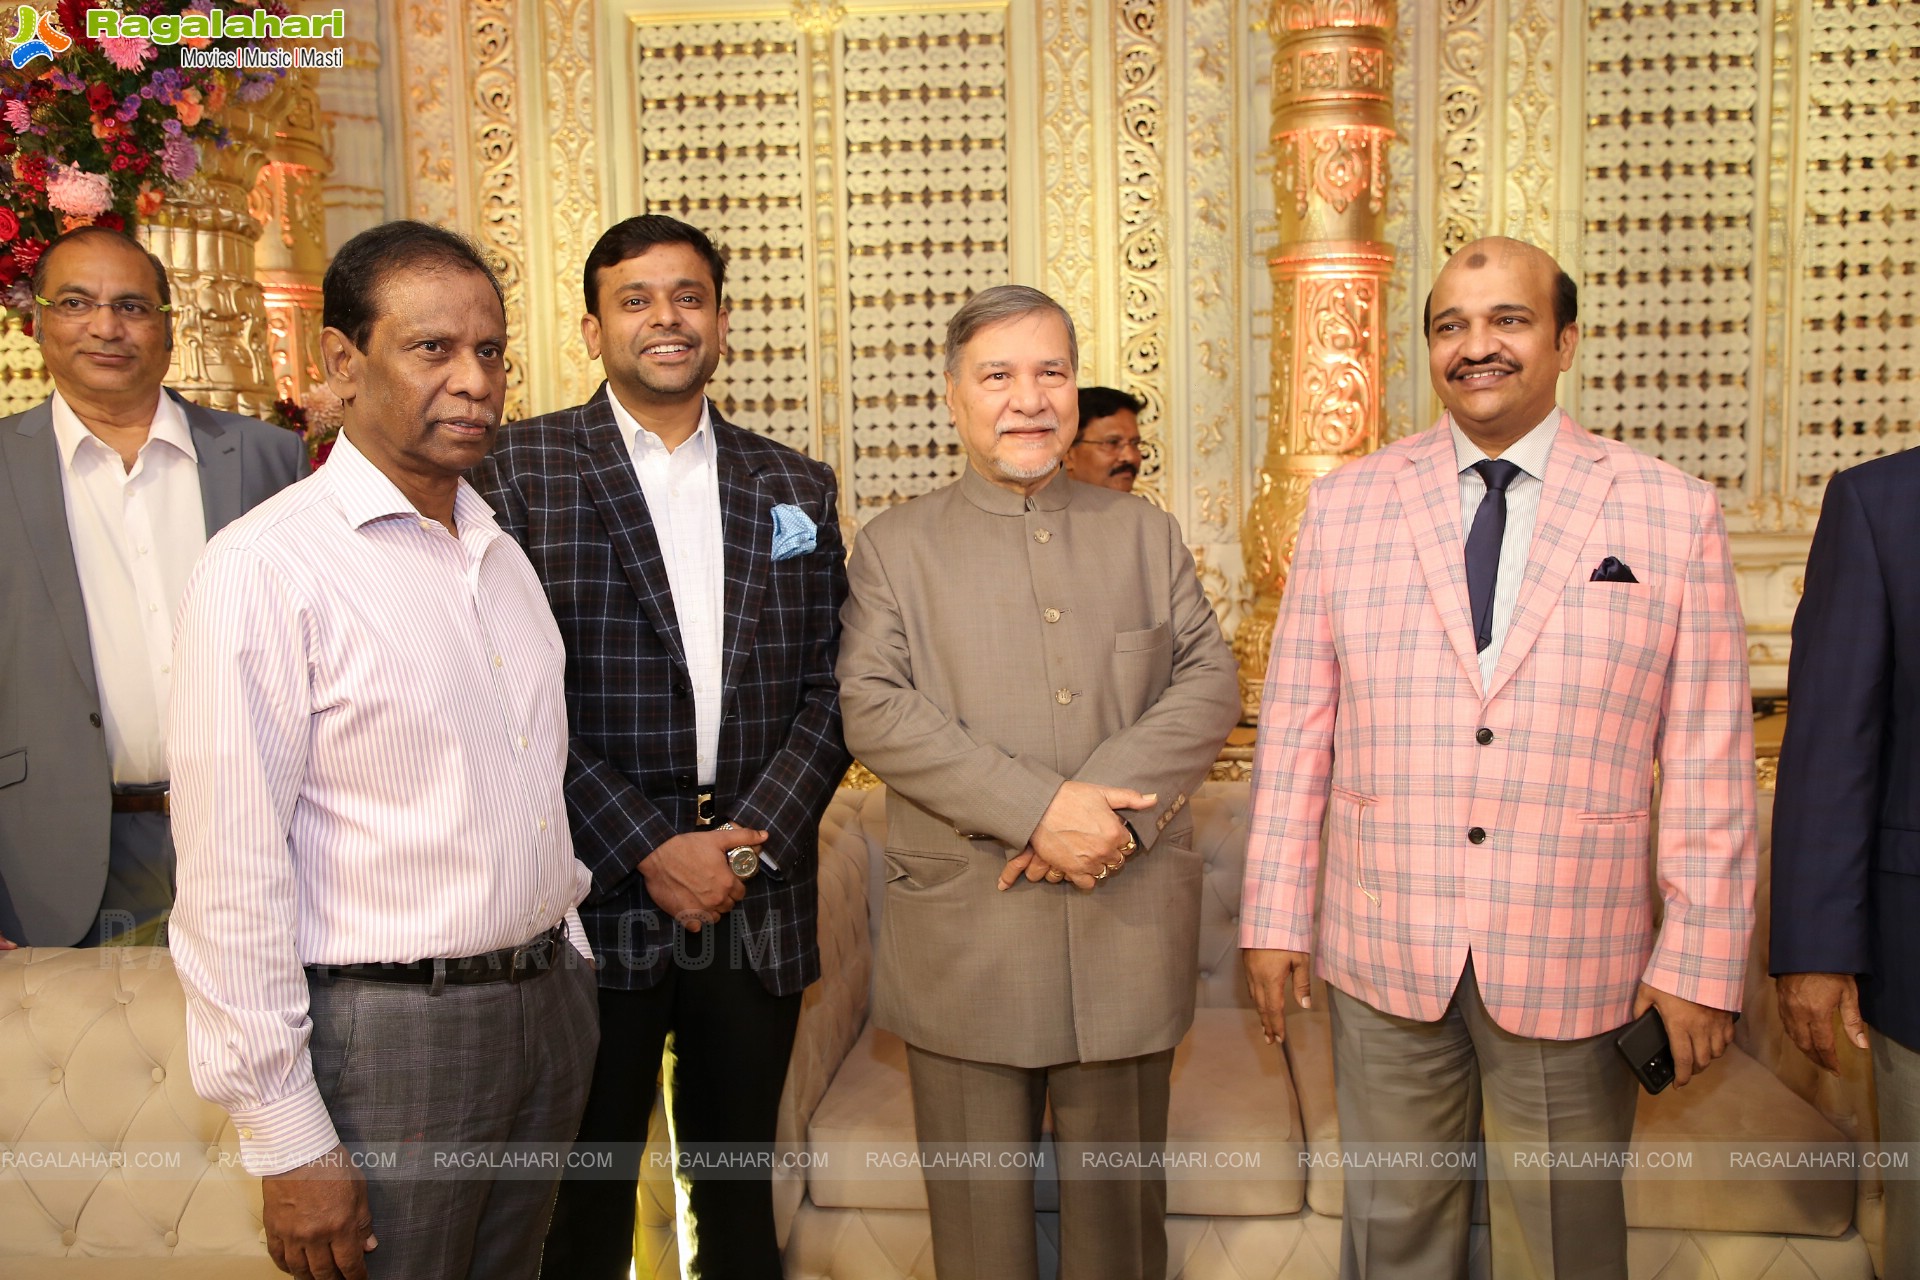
[270,384,342,466]
[0,1,289,318]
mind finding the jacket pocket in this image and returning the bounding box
[1115,622,1171,653]
[0,749,23,789]
[883,847,972,889]
[1575,809,1651,825]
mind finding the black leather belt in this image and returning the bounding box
[111,785,169,814]
[305,924,567,986]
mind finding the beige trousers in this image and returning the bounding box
[1327,959,1639,1280]
[904,1043,1175,1280]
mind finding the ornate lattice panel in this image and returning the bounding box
[1579,1,1761,497]
[633,22,815,457]
[1792,0,1920,496]
[840,9,1012,518]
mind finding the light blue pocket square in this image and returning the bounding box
[771,503,818,560]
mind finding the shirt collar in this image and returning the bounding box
[959,461,1074,516]
[49,387,195,467]
[1451,406,1560,482]
[607,386,715,464]
[325,428,494,534]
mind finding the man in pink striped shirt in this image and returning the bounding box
[168,222,598,1280]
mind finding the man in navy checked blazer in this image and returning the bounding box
[471,215,849,1279]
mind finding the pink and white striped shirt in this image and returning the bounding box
[167,431,591,1176]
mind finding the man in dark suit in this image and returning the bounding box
[1771,445,1920,1277]
[0,226,305,949]
[472,214,848,1279]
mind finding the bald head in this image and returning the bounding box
[1424,238,1577,338]
[1424,236,1580,453]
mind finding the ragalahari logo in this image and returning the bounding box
[8,5,70,69]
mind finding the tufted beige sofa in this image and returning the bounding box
[632,781,1886,1279]
[0,780,1886,1279]
[0,947,278,1278]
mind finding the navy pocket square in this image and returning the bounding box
[1589,556,1639,584]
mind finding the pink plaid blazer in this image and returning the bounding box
[1242,413,1756,1040]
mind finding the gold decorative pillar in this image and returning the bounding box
[793,0,847,493]
[139,93,288,418]
[1234,0,1396,718]
[0,315,50,417]
[251,71,332,405]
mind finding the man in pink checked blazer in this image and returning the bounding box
[1242,238,1756,1278]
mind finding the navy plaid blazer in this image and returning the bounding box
[471,387,850,995]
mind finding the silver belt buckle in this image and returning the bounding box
[509,931,557,983]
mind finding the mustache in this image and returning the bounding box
[1448,354,1519,379]
[995,418,1060,436]
[1109,462,1139,478]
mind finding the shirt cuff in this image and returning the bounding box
[229,1083,341,1176]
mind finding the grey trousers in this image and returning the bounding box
[1328,961,1638,1280]
[82,810,174,946]
[905,1042,1174,1280]
[1874,1030,1920,1279]
[306,949,599,1280]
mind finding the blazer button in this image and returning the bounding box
[1467,827,1487,845]
[89,712,102,728]
[1033,528,1052,544]
[1476,727,1494,745]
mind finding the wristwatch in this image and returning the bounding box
[727,844,760,879]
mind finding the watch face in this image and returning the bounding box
[728,846,758,878]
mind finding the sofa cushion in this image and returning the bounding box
[0,949,271,1269]
[807,1009,1305,1217]
[1624,1045,1855,1238]
[1287,1000,1854,1238]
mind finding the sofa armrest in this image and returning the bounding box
[774,787,879,1244]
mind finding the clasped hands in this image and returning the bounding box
[997,780,1154,892]
[638,824,769,931]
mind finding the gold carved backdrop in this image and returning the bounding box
[353,0,1917,693]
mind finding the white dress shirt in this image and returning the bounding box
[166,431,591,1176]
[609,392,726,786]
[1453,407,1560,689]
[50,389,205,784]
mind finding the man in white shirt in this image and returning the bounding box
[168,221,599,1280]
[0,226,305,949]
[472,214,849,1279]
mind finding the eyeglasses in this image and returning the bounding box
[1074,436,1143,454]
[34,295,172,324]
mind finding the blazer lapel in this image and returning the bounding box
[713,415,770,699]
[6,401,98,698]
[1483,413,1613,703]
[1392,425,1484,693]
[575,387,688,669]
[182,391,243,536]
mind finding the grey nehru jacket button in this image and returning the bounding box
[1034,528,1052,544]
[1043,608,1062,623]
[1055,689,1074,705]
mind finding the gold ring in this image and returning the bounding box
[1045,869,1065,883]
[1104,862,1123,872]
[1120,839,1137,853]
[1095,869,1109,880]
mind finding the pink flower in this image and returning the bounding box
[161,135,198,182]
[97,36,155,72]
[44,164,113,220]
[2,100,31,135]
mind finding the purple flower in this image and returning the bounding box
[235,75,275,104]
[161,135,198,182]
[162,118,182,137]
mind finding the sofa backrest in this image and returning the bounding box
[0,947,267,1262]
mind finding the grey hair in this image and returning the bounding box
[943,285,1079,376]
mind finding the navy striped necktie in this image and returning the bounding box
[1465,459,1523,653]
